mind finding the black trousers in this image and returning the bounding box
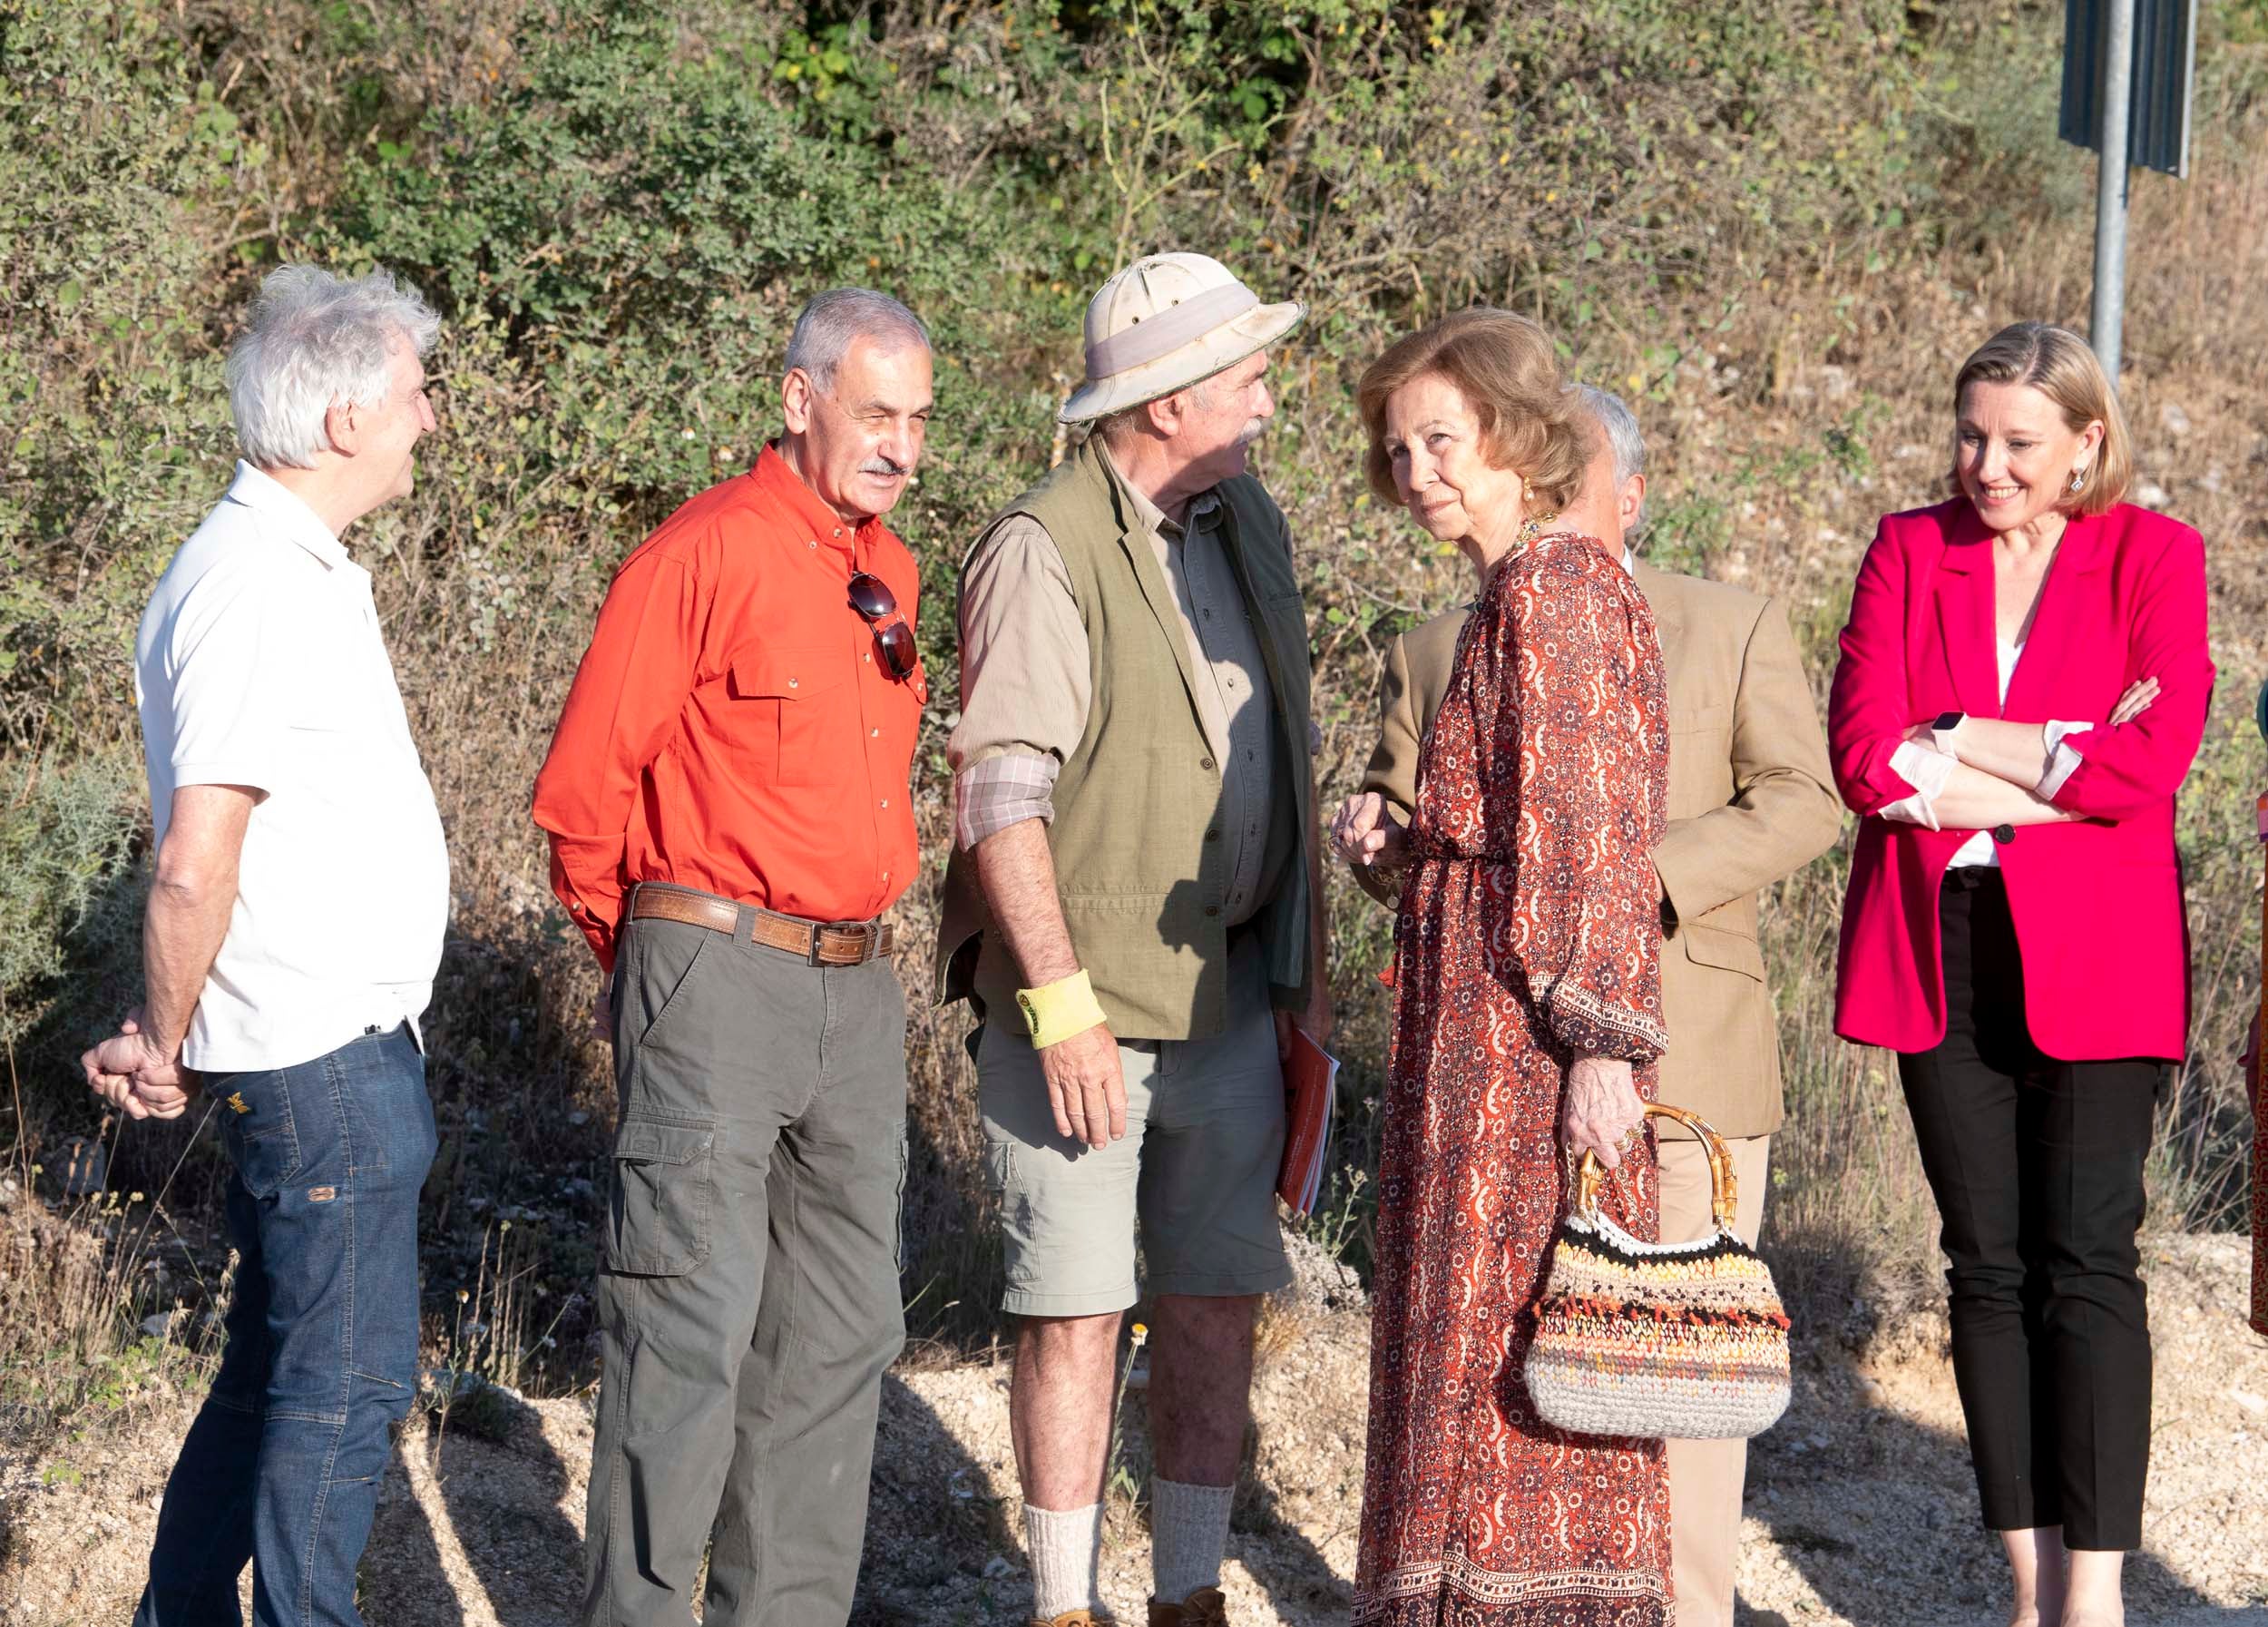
[1897,869,2158,1551]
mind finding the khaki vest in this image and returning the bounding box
[937,439,1315,1040]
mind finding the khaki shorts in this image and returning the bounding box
[976,963,1292,1318]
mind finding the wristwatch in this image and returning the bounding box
[1929,710,1967,754]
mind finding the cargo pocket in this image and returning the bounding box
[893,1123,911,1273]
[982,1139,1013,1199]
[605,1117,716,1275]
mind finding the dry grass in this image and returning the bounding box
[0,1086,226,1489]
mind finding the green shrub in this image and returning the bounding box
[0,754,143,1056]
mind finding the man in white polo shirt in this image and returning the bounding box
[82,263,448,1627]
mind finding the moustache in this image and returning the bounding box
[859,459,912,478]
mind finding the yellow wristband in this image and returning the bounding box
[1016,969,1109,1050]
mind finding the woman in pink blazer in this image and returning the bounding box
[1829,322,2212,1627]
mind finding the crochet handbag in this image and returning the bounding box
[1525,1102,1792,1440]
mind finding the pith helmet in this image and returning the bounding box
[1059,251,1305,425]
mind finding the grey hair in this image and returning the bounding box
[783,288,931,393]
[1093,376,1217,446]
[1578,383,1647,536]
[226,265,440,470]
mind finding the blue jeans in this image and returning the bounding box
[135,1024,436,1627]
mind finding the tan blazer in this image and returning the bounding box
[1356,560,1842,1138]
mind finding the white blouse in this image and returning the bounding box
[1881,637,2087,865]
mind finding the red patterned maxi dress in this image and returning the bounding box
[1354,532,1675,1626]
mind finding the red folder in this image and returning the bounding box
[1276,1029,1339,1218]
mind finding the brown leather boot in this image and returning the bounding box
[1147,1585,1228,1625]
[1031,1612,1117,1627]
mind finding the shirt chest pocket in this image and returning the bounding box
[727,646,851,787]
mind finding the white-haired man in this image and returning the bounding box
[83,264,447,1625]
[533,288,934,1625]
[936,253,1331,1627]
[1333,385,1843,1627]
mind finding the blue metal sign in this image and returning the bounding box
[2061,0,2199,179]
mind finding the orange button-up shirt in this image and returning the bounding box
[533,445,926,973]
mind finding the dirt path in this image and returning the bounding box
[6,1236,2264,1624]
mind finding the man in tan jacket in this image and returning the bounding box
[1333,385,1842,1627]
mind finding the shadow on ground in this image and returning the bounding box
[358,1373,1012,1627]
[1736,1362,2244,1627]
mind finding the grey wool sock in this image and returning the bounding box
[1024,1500,1105,1621]
[1150,1476,1235,1604]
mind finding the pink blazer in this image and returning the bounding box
[1828,499,2213,1060]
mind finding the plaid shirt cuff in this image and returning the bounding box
[954,753,1060,850]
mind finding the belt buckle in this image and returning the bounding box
[814,920,872,965]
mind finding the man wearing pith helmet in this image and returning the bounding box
[938,252,1333,1626]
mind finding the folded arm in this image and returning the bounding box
[1921,678,2170,810]
[1937,716,2069,789]
[2043,529,2214,820]
[1882,748,2081,829]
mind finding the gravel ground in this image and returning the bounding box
[5,1235,2263,1625]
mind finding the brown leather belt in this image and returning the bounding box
[628,885,894,966]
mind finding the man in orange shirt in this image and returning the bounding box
[533,288,933,1627]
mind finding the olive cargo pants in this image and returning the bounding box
[582,896,909,1626]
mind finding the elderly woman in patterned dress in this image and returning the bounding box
[1330,309,1675,1626]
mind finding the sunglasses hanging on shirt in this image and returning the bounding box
[847,571,918,682]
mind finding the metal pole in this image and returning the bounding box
[2092,0,2136,385]
[2253,680,2268,1339]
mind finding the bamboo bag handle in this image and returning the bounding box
[1575,1101,1739,1233]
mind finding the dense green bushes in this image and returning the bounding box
[3,0,2263,1387]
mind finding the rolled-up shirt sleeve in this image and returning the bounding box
[955,754,1061,849]
[948,515,1092,850]
[1880,740,1958,828]
[2037,720,2087,800]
